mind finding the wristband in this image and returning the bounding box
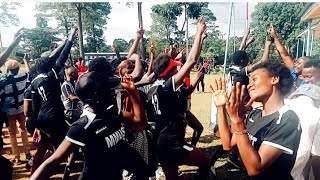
[233,129,247,135]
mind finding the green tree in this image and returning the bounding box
[22,15,60,58]
[82,3,111,53]
[249,2,308,61]
[0,2,21,26]
[113,38,129,52]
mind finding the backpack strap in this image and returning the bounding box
[6,75,19,109]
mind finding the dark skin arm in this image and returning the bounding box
[173,16,206,88]
[129,53,144,82]
[30,139,78,180]
[239,28,250,50]
[268,24,295,70]
[245,37,272,73]
[147,42,155,76]
[134,72,155,88]
[112,44,121,60]
[186,66,204,95]
[0,28,24,67]
[121,76,146,131]
[127,29,144,58]
[49,38,67,59]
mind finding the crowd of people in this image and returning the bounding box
[0,16,319,180]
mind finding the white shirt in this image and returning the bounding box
[286,96,320,180]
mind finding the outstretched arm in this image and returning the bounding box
[0,28,24,67]
[268,24,294,70]
[112,44,121,60]
[187,66,204,94]
[173,16,207,88]
[239,28,250,50]
[129,53,144,82]
[147,42,156,76]
[246,37,272,73]
[53,27,78,73]
[127,29,144,58]
[49,38,67,59]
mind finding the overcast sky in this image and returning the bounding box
[0,2,258,47]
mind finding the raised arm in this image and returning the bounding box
[239,28,250,50]
[53,27,78,73]
[112,44,121,60]
[268,24,294,70]
[147,41,156,76]
[186,66,204,94]
[129,53,144,82]
[127,29,144,58]
[244,36,255,50]
[173,16,206,88]
[134,72,155,88]
[22,53,30,72]
[261,37,272,62]
[0,28,24,67]
[246,37,272,73]
[49,38,67,59]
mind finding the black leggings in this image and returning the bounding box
[186,111,203,146]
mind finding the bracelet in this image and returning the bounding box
[233,129,247,135]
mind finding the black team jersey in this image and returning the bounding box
[147,77,188,157]
[31,41,73,134]
[245,105,301,180]
[66,105,147,179]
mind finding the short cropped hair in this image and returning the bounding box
[251,60,293,96]
[304,60,320,69]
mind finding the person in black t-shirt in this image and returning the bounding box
[30,27,78,174]
[30,71,148,180]
[213,61,301,179]
[147,17,211,180]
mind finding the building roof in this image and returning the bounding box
[300,3,320,21]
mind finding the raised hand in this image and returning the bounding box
[196,66,204,81]
[267,24,279,39]
[211,77,228,107]
[150,41,156,55]
[197,16,207,35]
[112,44,118,52]
[225,82,252,122]
[68,27,79,41]
[137,28,144,39]
[121,74,136,91]
[201,28,208,40]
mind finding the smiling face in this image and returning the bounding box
[294,57,309,75]
[302,67,320,86]
[247,68,277,102]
